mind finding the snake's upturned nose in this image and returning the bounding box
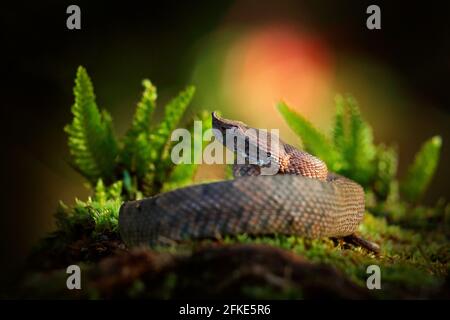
[211,111,222,123]
[211,112,237,128]
[212,111,225,129]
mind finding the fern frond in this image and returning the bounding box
[65,66,118,184]
[150,86,195,162]
[332,95,347,155]
[143,86,195,192]
[341,96,376,184]
[277,101,341,171]
[373,144,398,200]
[130,80,157,134]
[162,111,211,192]
[107,180,123,199]
[93,179,107,205]
[121,80,157,177]
[400,136,442,202]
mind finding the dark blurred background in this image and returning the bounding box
[2,1,449,283]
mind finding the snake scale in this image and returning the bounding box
[119,113,366,248]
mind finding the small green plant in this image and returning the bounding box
[65,66,210,199]
[277,96,441,203]
[56,180,123,234]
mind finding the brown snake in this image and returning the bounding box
[119,113,377,251]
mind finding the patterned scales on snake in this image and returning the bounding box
[119,112,378,252]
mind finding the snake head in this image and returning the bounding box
[211,111,252,146]
[211,112,283,168]
[212,112,249,134]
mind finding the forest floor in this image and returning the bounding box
[8,202,450,299]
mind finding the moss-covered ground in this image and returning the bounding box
[8,196,449,299]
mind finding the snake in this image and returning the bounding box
[119,112,369,249]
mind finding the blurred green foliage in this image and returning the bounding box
[401,136,442,202]
[278,96,442,203]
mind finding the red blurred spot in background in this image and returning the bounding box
[222,25,334,128]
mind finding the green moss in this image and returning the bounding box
[21,204,449,299]
[56,190,447,297]
[152,210,447,297]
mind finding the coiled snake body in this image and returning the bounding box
[119,113,370,249]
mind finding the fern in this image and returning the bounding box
[121,80,157,177]
[149,86,195,164]
[143,86,196,193]
[92,179,123,204]
[162,111,212,192]
[279,97,377,185]
[340,96,376,184]
[93,179,107,205]
[332,96,347,158]
[400,136,442,202]
[89,179,123,232]
[65,66,208,199]
[65,66,118,184]
[277,101,341,171]
[373,144,398,200]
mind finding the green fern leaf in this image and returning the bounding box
[373,144,398,200]
[107,180,123,199]
[130,80,157,134]
[332,95,347,155]
[143,86,195,192]
[162,111,211,192]
[121,80,157,177]
[341,96,376,184]
[400,135,442,202]
[93,179,107,205]
[277,101,341,171]
[65,66,118,184]
[331,95,350,172]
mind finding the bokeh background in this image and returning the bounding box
[2,1,449,283]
